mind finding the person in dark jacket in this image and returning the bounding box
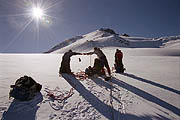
[59,50,82,74]
[114,49,125,73]
[84,47,111,76]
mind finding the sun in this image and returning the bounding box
[31,7,44,19]
[1,0,62,52]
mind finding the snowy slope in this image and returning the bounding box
[0,28,180,120]
[46,28,180,54]
[0,49,179,120]
[45,28,130,53]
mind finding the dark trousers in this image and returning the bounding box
[59,60,71,74]
[115,59,124,73]
[100,56,111,76]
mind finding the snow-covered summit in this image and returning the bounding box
[45,28,180,53]
[45,28,129,53]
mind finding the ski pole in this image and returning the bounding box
[90,55,92,66]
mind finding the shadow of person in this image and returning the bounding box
[2,92,43,120]
[89,76,119,91]
[61,74,172,120]
[111,77,180,116]
[121,73,180,95]
[62,73,123,119]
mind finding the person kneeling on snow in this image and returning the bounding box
[59,50,82,74]
[85,58,105,76]
[114,49,125,73]
[83,47,111,76]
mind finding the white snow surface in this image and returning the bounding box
[0,30,180,120]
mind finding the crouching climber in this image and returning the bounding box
[83,47,111,76]
[85,58,105,76]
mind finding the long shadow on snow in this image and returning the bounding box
[121,73,180,95]
[62,74,172,120]
[90,77,122,104]
[2,92,43,120]
[90,76,123,106]
[89,76,117,90]
[111,77,180,116]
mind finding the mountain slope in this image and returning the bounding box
[45,28,180,53]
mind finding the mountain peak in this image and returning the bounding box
[45,29,180,53]
[98,28,118,35]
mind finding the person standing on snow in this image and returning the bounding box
[59,50,82,74]
[114,49,125,73]
[83,47,111,76]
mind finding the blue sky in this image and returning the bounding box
[0,0,180,53]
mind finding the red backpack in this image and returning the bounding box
[116,51,123,60]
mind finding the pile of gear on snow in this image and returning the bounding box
[9,75,42,101]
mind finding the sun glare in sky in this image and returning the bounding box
[1,0,61,52]
[30,6,52,25]
[32,7,44,19]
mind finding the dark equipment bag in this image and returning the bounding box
[9,75,42,101]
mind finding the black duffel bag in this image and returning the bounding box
[9,75,42,101]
